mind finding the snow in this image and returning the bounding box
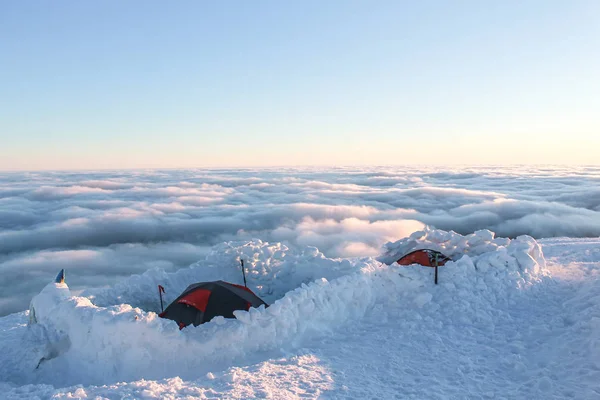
[1,229,599,399]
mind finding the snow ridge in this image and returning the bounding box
[84,239,359,311]
[1,228,560,398]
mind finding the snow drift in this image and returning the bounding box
[3,228,551,390]
[81,239,360,311]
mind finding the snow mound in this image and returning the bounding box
[22,264,386,386]
[378,227,547,283]
[84,239,360,311]
[7,229,551,389]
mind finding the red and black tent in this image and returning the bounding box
[396,249,451,268]
[396,249,451,284]
[159,280,268,329]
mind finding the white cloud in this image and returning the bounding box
[0,166,599,316]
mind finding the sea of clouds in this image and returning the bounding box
[1,165,599,316]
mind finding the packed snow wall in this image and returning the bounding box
[11,228,548,387]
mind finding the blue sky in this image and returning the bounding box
[1,1,599,170]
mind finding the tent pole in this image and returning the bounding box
[158,285,165,313]
[241,259,247,288]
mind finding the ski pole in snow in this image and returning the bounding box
[158,285,165,313]
[434,254,439,285]
[241,259,247,288]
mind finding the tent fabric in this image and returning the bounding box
[177,288,211,312]
[159,280,268,329]
[396,249,451,268]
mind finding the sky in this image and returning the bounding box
[1,1,599,170]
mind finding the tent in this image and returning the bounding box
[158,281,268,329]
[396,249,451,284]
[396,249,451,268]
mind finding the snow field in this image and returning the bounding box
[3,228,599,398]
[18,229,545,387]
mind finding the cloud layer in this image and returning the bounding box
[1,165,600,316]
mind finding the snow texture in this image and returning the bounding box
[0,229,599,399]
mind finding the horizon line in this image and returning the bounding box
[1,162,599,174]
